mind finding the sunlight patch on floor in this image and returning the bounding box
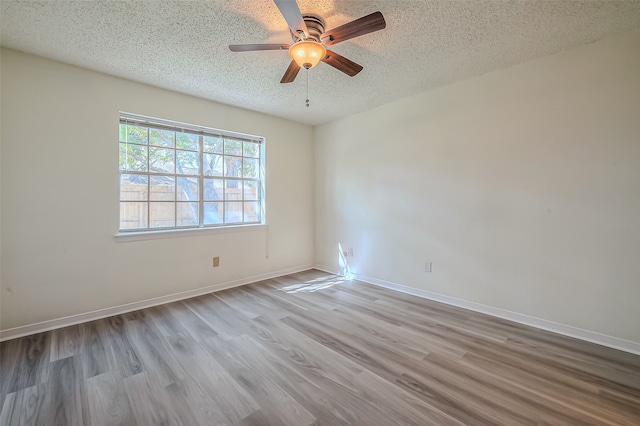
[279,275,347,293]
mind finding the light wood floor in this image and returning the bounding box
[1,270,639,425]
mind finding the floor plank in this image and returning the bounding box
[123,370,189,425]
[86,371,135,426]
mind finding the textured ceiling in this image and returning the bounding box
[2,1,640,125]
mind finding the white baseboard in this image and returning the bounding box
[0,264,314,342]
[311,264,339,275]
[315,263,640,356]
[350,272,640,356]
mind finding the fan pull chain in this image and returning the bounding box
[305,68,310,108]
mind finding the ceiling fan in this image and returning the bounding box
[229,0,386,83]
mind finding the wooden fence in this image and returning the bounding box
[120,184,255,229]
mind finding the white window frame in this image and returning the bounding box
[117,112,265,237]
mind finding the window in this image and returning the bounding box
[119,113,264,232]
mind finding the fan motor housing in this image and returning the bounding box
[300,14,325,42]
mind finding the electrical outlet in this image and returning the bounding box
[425,260,432,272]
[348,248,353,257]
[213,256,220,267]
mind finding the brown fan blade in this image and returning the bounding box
[321,50,363,77]
[280,60,301,83]
[229,44,289,52]
[321,11,386,46]
[273,0,308,39]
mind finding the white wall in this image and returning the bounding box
[0,48,314,331]
[315,29,640,344]
[3,28,640,347]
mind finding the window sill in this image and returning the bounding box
[114,224,267,243]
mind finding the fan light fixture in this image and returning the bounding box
[289,40,326,69]
[229,2,386,106]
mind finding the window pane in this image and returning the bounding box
[176,132,198,150]
[149,129,174,147]
[225,202,243,223]
[149,147,175,174]
[204,136,223,153]
[224,156,242,177]
[120,143,148,172]
[120,202,148,229]
[150,202,175,228]
[225,180,242,201]
[176,150,199,175]
[177,177,198,201]
[120,174,148,201]
[119,114,264,233]
[122,125,148,144]
[244,180,259,201]
[177,202,198,226]
[224,139,242,156]
[203,153,223,176]
[150,175,175,201]
[203,178,223,201]
[204,202,223,225]
[243,141,259,158]
[243,158,259,179]
[244,201,260,222]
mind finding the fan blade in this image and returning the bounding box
[280,60,301,83]
[229,44,289,52]
[273,0,309,38]
[321,50,363,77]
[273,0,308,39]
[321,11,386,46]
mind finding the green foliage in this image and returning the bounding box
[177,132,198,150]
[150,129,174,147]
[204,136,223,153]
[120,124,148,144]
[119,143,148,172]
[243,141,259,157]
[149,147,175,173]
[224,139,242,155]
[242,158,259,179]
